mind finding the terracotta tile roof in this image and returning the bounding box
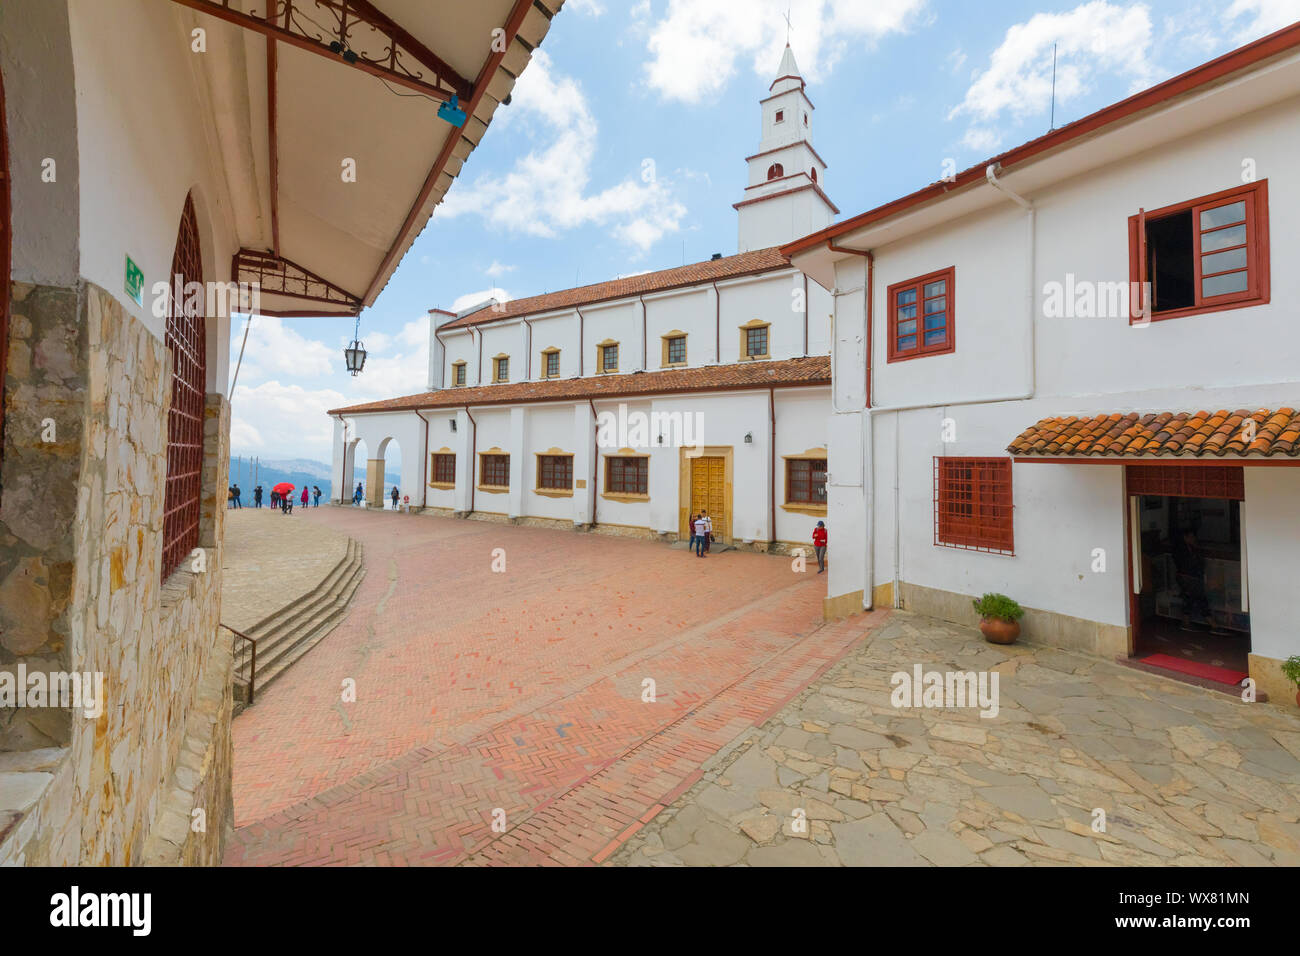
[440,247,791,330]
[1007,408,1300,458]
[329,355,830,416]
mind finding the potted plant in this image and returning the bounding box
[1282,655,1300,708]
[972,593,1024,645]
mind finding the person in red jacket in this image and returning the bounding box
[301,486,309,509]
[812,520,827,574]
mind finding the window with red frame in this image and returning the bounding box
[606,456,648,495]
[810,167,817,183]
[481,453,509,487]
[431,453,455,485]
[767,163,784,180]
[774,110,784,123]
[161,194,206,582]
[1128,181,1269,322]
[888,267,954,362]
[537,454,573,490]
[934,457,1013,554]
[786,459,827,505]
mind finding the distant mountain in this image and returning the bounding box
[227,457,400,501]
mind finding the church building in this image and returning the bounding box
[332,46,835,552]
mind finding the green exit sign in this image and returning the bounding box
[124,255,144,306]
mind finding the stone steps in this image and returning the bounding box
[233,538,365,712]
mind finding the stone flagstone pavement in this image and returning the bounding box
[611,611,1300,866]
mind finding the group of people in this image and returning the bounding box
[227,483,323,512]
[350,483,403,509]
[688,511,828,572]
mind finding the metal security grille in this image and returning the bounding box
[1126,464,1244,500]
[934,457,1014,554]
[746,326,768,356]
[667,336,685,364]
[161,194,206,582]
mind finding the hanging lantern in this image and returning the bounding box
[344,315,367,375]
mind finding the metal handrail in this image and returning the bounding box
[221,623,258,706]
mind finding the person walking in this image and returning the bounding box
[813,520,828,574]
[701,510,713,553]
[227,486,235,509]
[253,484,263,508]
[312,486,321,507]
[687,512,698,554]
[390,485,400,510]
[354,482,364,506]
[232,484,242,509]
[693,513,709,557]
[301,486,309,509]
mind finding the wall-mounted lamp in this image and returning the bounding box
[657,434,664,445]
[450,418,458,432]
[744,432,753,444]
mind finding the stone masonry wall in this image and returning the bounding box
[0,280,232,865]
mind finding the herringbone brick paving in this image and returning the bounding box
[223,507,884,865]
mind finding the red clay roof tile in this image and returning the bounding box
[329,355,830,416]
[1007,407,1300,458]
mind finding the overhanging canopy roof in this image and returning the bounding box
[1008,408,1300,460]
[172,0,562,316]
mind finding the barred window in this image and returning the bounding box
[606,456,648,495]
[934,457,1014,554]
[161,193,206,582]
[431,453,455,485]
[481,453,509,487]
[546,350,560,378]
[786,459,827,505]
[746,325,768,357]
[601,343,619,372]
[494,356,509,382]
[537,454,573,490]
[453,362,466,385]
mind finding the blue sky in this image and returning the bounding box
[227,0,1298,467]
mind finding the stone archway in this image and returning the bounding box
[371,436,401,508]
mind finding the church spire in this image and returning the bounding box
[771,44,803,92]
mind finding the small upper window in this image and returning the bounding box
[774,109,784,123]
[810,167,818,184]
[888,267,955,362]
[599,342,619,372]
[744,324,769,358]
[767,163,784,181]
[453,362,466,385]
[1129,181,1269,322]
[667,335,686,364]
[494,356,509,382]
[803,113,808,126]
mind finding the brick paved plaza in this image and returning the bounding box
[222,507,1300,866]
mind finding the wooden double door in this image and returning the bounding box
[689,455,727,543]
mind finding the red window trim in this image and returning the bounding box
[774,110,784,123]
[431,452,455,484]
[933,457,1014,555]
[766,163,784,181]
[785,458,827,505]
[537,454,573,490]
[1127,179,1269,325]
[480,453,509,487]
[605,455,648,495]
[887,266,956,363]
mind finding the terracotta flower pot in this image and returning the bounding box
[980,617,1020,645]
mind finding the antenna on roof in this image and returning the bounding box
[1049,42,1057,131]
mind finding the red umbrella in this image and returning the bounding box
[272,482,295,495]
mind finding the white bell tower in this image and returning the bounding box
[735,45,838,252]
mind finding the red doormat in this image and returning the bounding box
[1139,653,1248,687]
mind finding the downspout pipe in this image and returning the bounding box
[464,404,477,515]
[475,327,484,385]
[414,408,431,508]
[431,322,449,390]
[802,273,809,356]
[587,397,599,529]
[769,386,777,549]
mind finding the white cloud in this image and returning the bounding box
[451,287,512,314]
[567,0,605,13]
[436,51,686,253]
[485,260,516,278]
[1225,0,1300,41]
[948,2,1157,152]
[230,315,336,383]
[642,0,925,103]
[229,380,347,461]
